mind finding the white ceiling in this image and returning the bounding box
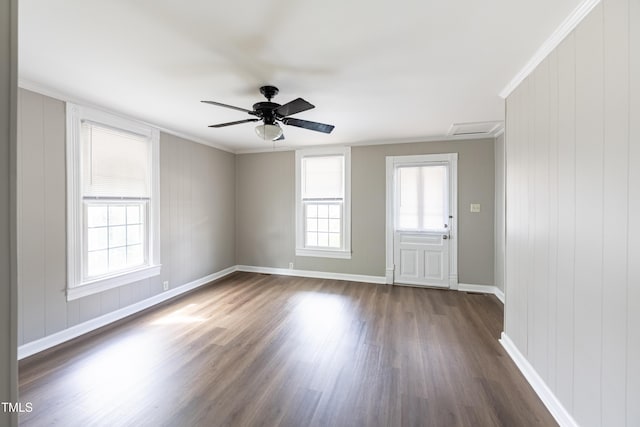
[19,0,582,152]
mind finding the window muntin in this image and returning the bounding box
[304,202,342,248]
[84,201,147,279]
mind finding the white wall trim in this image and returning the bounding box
[236,265,386,285]
[499,332,579,427]
[499,0,601,98]
[18,265,237,360]
[458,282,504,304]
[385,267,394,285]
[236,135,497,155]
[17,266,506,360]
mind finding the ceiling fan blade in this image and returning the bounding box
[275,98,315,117]
[208,118,259,128]
[282,118,334,134]
[201,100,254,114]
[275,133,285,141]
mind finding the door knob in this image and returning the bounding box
[443,235,449,240]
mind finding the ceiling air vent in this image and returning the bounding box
[447,121,504,137]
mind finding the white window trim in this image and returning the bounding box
[66,103,161,301]
[295,146,351,259]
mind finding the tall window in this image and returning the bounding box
[296,147,351,259]
[66,103,160,300]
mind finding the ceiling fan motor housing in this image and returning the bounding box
[253,101,280,125]
[259,85,279,101]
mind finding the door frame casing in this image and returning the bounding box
[385,153,458,288]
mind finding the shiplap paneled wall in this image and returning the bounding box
[504,1,639,426]
[17,89,236,347]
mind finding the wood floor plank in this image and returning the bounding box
[19,273,557,426]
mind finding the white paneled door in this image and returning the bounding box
[394,231,449,286]
[386,154,458,288]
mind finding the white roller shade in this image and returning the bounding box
[397,164,447,230]
[302,155,344,199]
[81,121,151,198]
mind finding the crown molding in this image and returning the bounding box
[499,0,601,99]
[18,78,235,154]
[235,132,498,155]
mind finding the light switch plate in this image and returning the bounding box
[470,203,481,213]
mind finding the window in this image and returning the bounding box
[295,147,351,258]
[395,164,449,231]
[66,103,161,300]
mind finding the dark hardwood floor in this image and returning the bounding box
[19,273,557,426]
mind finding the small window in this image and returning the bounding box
[295,147,351,259]
[66,103,161,300]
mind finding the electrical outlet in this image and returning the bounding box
[289,262,294,270]
[163,281,169,291]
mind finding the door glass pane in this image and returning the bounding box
[397,167,419,229]
[397,164,447,231]
[421,165,447,229]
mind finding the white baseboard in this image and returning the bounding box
[18,265,237,360]
[458,282,505,303]
[499,332,578,427]
[235,265,387,285]
[18,266,499,359]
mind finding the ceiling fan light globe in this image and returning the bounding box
[255,123,283,141]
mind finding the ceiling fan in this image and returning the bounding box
[202,86,335,141]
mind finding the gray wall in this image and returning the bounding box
[17,89,236,347]
[1,0,18,425]
[494,133,505,292]
[236,139,495,285]
[504,1,639,426]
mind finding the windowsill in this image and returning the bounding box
[67,264,162,301]
[296,248,352,259]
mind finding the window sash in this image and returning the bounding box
[303,200,343,249]
[81,200,150,283]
